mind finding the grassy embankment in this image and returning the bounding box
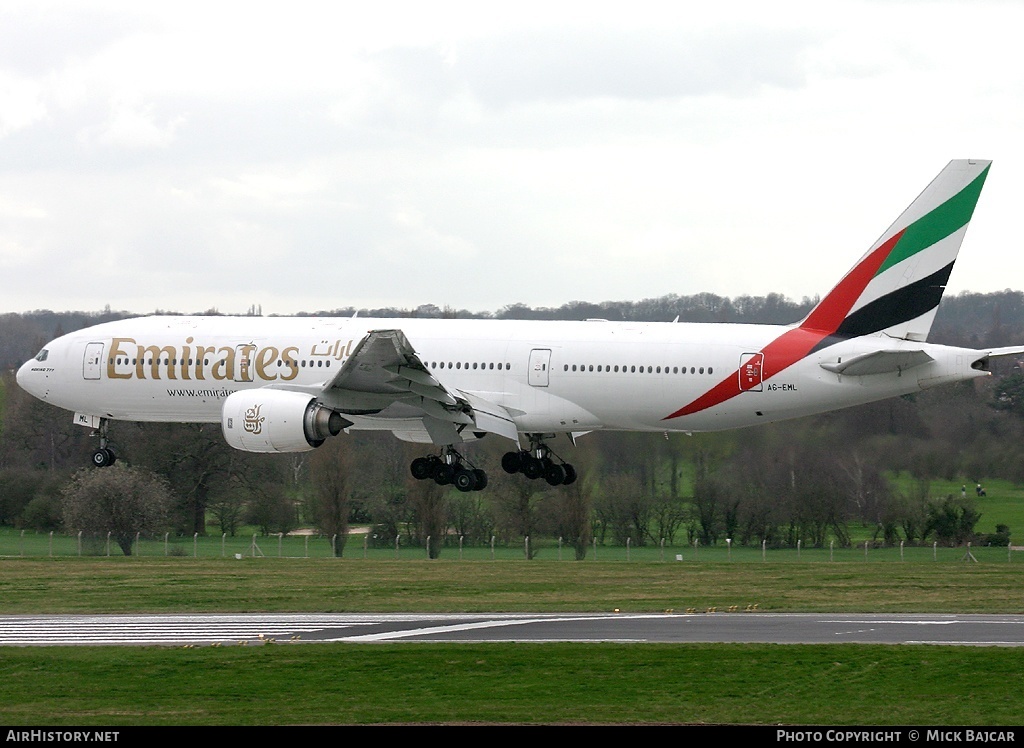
[0,557,1022,725]
[1,471,1021,726]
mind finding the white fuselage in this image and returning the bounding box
[16,315,989,441]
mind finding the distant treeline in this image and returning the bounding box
[3,291,1024,553]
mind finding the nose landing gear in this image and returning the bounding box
[90,418,117,467]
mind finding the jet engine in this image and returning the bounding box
[221,390,348,453]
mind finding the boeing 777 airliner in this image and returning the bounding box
[17,159,1020,492]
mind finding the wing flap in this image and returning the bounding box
[460,391,519,444]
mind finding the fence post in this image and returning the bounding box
[864,540,869,560]
[426,535,431,559]
[194,532,199,558]
[900,540,904,561]
[491,535,495,560]
[830,539,834,562]
[135,532,140,557]
[459,535,464,560]
[762,539,766,562]
[593,537,597,561]
[77,530,82,557]
[797,539,801,560]
[395,535,399,559]
[693,537,698,561]
[660,538,665,562]
[626,537,631,562]
[48,531,53,558]
[524,535,529,560]
[558,536,562,562]
[727,538,732,561]
[933,541,938,561]
[222,533,226,558]
[106,531,111,557]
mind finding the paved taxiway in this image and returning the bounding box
[1,613,1022,646]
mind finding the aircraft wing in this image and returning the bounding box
[820,349,934,376]
[280,328,519,445]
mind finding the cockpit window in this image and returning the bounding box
[34,349,48,362]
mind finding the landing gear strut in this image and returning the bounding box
[90,418,117,468]
[501,437,576,486]
[410,447,487,492]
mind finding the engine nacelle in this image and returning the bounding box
[221,389,347,453]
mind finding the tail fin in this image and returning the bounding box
[800,159,991,342]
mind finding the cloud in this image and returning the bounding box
[451,26,815,108]
[0,1,1023,315]
[0,5,146,76]
[352,19,821,106]
[82,100,184,149]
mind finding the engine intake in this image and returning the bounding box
[221,390,348,453]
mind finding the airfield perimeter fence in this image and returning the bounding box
[2,528,1023,563]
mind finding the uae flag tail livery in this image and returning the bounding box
[666,159,992,420]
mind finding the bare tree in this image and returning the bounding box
[559,478,593,560]
[594,472,651,546]
[206,477,246,536]
[409,477,447,558]
[308,438,354,556]
[448,490,494,546]
[61,465,173,555]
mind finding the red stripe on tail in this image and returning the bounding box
[663,230,905,420]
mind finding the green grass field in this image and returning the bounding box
[0,556,1023,726]
[1,643,1020,726]
[886,474,1024,531]
[2,469,1022,728]
[3,530,1020,563]
[1,557,1023,614]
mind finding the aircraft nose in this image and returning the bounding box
[16,357,44,397]
[15,356,32,387]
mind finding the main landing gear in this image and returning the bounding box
[501,438,577,486]
[90,417,117,467]
[410,448,488,493]
[409,437,577,491]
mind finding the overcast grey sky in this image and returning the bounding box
[1,0,1022,316]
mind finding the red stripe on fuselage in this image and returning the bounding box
[663,230,904,420]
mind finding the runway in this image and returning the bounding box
[1,612,1023,646]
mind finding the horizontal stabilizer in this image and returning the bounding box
[982,346,1024,360]
[820,349,933,376]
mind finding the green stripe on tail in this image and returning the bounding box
[876,164,990,276]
